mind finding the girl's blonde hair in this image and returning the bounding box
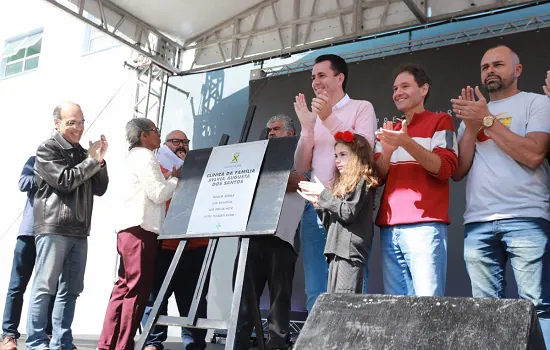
[331,132,379,197]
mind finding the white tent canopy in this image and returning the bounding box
[42,0,540,74]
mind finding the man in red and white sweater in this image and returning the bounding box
[374,64,458,297]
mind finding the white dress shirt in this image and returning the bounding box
[115,147,178,234]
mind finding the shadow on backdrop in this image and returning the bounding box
[190,70,250,148]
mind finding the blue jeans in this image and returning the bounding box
[464,217,550,348]
[300,203,370,312]
[26,235,87,350]
[380,222,447,296]
[2,236,53,339]
[141,246,208,350]
[300,203,329,312]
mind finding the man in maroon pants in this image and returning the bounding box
[97,118,179,350]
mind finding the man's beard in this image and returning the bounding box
[174,147,187,154]
[173,147,187,161]
[483,74,515,92]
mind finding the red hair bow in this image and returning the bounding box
[334,130,354,143]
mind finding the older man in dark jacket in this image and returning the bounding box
[25,102,109,350]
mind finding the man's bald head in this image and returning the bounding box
[53,101,85,145]
[53,101,82,120]
[166,130,187,141]
[485,45,520,65]
[480,45,522,94]
[164,129,189,159]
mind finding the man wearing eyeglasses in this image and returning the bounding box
[25,102,109,350]
[141,130,211,350]
[156,130,190,171]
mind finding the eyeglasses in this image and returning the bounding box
[167,138,190,146]
[64,119,86,127]
[145,127,160,134]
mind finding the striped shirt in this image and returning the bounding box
[374,110,458,226]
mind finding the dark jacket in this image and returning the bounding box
[318,178,374,263]
[33,130,109,236]
[18,156,37,236]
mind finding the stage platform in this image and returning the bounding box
[15,335,232,350]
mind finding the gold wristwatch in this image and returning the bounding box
[482,115,496,128]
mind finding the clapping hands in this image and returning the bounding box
[451,86,490,130]
[88,135,108,164]
[294,93,316,126]
[376,120,408,154]
[311,91,331,120]
[294,91,333,124]
[297,176,325,205]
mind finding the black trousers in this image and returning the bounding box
[236,236,297,349]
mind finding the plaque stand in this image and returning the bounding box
[136,131,298,350]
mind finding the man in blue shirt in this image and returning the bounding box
[1,157,53,350]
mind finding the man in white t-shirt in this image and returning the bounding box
[451,45,550,347]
